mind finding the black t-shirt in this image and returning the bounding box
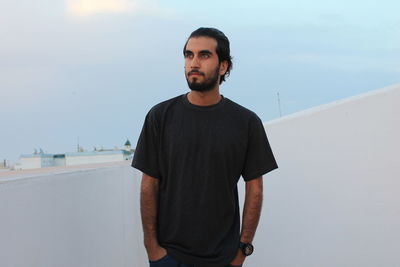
[132,94,278,267]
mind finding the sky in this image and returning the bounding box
[0,0,399,164]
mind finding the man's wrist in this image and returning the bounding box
[239,242,254,256]
[144,238,160,249]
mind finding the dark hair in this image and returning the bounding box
[183,27,233,84]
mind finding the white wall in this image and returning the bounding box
[1,84,399,267]
[65,154,125,166]
[0,163,147,267]
[19,157,41,170]
[250,84,400,267]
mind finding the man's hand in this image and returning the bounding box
[229,248,245,266]
[147,244,167,261]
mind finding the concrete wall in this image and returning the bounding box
[251,84,400,267]
[65,154,125,166]
[1,84,399,267]
[0,163,146,267]
[19,157,41,170]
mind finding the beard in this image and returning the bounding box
[186,65,220,92]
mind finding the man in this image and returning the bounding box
[132,27,278,267]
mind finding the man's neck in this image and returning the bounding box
[187,88,221,106]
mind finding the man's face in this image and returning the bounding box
[184,36,226,92]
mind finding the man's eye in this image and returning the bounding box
[200,54,210,58]
[185,53,193,58]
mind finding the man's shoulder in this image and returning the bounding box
[224,97,260,120]
[147,94,183,116]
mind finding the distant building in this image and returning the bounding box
[124,139,132,151]
[0,159,7,169]
[14,140,134,170]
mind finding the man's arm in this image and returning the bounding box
[241,176,263,242]
[230,176,263,266]
[140,173,167,261]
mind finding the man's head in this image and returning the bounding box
[183,27,233,92]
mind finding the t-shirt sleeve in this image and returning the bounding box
[131,109,161,179]
[241,115,278,181]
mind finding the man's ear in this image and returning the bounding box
[219,60,229,76]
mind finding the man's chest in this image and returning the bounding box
[159,111,248,158]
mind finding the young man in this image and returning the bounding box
[132,27,278,267]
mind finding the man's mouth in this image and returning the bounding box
[189,71,203,76]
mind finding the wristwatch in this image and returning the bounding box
[239,242,254,256]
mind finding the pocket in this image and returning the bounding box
[149,254,169,264]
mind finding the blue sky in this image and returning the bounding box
[0,0,399,163]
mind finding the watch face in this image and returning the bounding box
[243,243,254,256]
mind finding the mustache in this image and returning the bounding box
[188,70,204,76]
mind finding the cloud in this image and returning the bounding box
[66,0,136,16]
[65,0,177,18]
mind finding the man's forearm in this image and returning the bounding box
[240,177,263,243]
[140,174,160,249]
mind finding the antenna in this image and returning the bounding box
[277,92,282,117]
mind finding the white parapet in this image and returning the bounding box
[0,162,147,267]
[250,83,400,267]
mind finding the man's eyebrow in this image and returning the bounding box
[199,50,212,54]
[183,49,213,56]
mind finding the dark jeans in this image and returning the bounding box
[149,254,243,267]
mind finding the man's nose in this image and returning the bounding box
[190,55,200,68]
